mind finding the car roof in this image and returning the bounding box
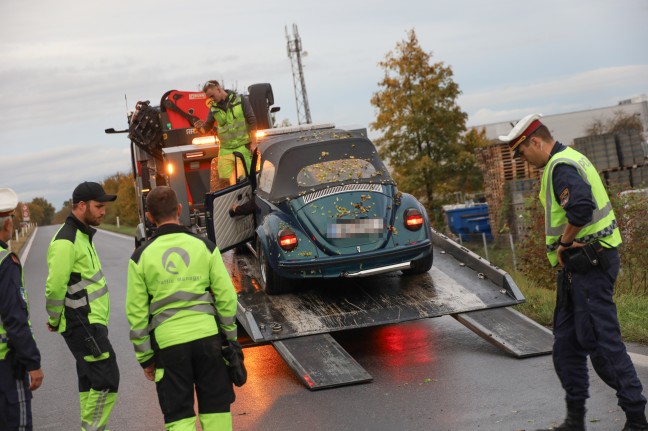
[257,128,394,202]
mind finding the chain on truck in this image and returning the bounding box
[105,83,278,248]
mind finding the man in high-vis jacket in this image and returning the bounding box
[45,181,120,431]
[499,114,647,431]
[126,186,238,431]
[1,188,43,431]
[197,79,257,186]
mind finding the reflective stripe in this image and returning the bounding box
[68,270,104,295]
[149,291,213,314]
[65,285,108,309]
[0,335,8,343]
[46,308,61,319]
[16,377,28,430]
[217,315,236,326]
[0,249,8,261]
[149,303,216,330]
[546,219,618,252]
[133,339,152,353]
[46,298,64,307]
[129,328,149,339]
[222,328,237,340]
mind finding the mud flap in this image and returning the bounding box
[272,334,372,390]
[452,307,553,358]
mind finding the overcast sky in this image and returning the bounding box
[1,0,647,209]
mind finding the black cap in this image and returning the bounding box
[72,181,117,204]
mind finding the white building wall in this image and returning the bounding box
[470,98,648,147]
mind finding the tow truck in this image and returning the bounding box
[107,83,553,390]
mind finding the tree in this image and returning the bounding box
[370,29,468,214]
[585,110,644,136]
[102,172,139,226]
[27,197,56,226]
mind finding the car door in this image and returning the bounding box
[205,151,256,252]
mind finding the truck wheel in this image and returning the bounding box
[402,253,433,275]
[248,83,274,130]
[256,237,293,294]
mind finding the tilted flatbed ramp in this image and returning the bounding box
[223,230,551,389]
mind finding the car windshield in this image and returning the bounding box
[266,138,394,202]
[296,158,378,187]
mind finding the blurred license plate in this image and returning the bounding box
[327,219,384,238]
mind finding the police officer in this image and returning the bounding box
[0,188,43,431]
[196,80,257,186]
[499,114,648,431]
[45,181,120,431]
[126,186,238,430]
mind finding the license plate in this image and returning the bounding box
[327,219,384,238]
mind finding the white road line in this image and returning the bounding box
[18,227,38,266]
[96,228,133,240]
[629,352,648,368]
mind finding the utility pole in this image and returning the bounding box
[286,23,312,125]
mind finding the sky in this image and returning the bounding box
[1,0,647,210]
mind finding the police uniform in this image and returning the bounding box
[0,188,41,431]
[45,182,120,431]
[500,115,647,431]
[126,223,238,431]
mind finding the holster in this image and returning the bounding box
[561,241,610,274]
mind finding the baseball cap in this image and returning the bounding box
[72,182,117,204]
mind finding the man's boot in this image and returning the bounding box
[537,400,586,431]
[623,411,648,431]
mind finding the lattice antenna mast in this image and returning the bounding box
[286,23,312,125]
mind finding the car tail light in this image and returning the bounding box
[404,208,424,231]
[278,228,298,251]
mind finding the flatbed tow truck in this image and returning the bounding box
[107,83,552,390]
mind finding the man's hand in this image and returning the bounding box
[143,364,156,381]
[29,368,44,391]
[46,322,58,332]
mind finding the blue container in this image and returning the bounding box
[445,204,493,241]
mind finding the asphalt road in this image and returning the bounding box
[20,226,648,431]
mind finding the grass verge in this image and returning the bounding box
[100,223,137,237]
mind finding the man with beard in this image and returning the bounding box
[45,181,120,431]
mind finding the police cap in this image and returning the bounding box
[0,188,18,217]
[498,113,543,157]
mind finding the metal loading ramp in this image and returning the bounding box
[224,230,552,389]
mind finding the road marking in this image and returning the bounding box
[18,227,38,266]
[629,352,648,368]
[96,228,133,240]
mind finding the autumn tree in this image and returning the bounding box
[370,29,468,215]
[585,110,644,136]
[27,197,56,226]
[102,172,139,226]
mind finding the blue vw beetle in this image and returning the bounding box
[206,124,433,294]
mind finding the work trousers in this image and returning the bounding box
[552,247,647,414]
[0,359,32,431]
[63,324,120,430]
[154,335,235,430]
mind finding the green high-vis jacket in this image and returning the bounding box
[126,224,237,367]
[45,215,111,333]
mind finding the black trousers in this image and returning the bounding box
[154,335,235,424]
[0,359,32,431]
[553,247,647,414]
[62,324,120,393]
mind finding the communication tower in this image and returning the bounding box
[286,24,312,124]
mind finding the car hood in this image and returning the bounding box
[290,186,393,254]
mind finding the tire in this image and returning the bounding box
[402,252,433,275]
[247,83,274,130]
[256,237,294,294]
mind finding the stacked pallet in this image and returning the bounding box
[476,142,541,240]
[630,165,648,187]
[573,130,647,189]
